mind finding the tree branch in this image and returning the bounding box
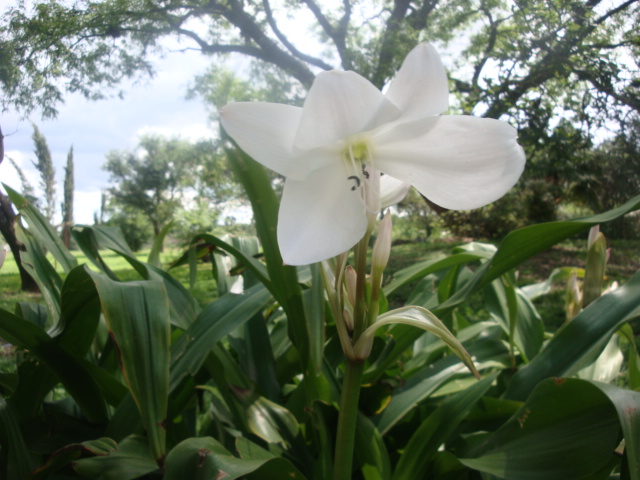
[302,0,352,70]
[371,0,411,88]
[219,0,316,88]
[262,0,333,71]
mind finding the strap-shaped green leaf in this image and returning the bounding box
[4,184,77,274]
[506,269,640,400]
[392,373,498,480]
[169,282,272,392]
[88,270,170,462]
[0,308,109,423]
[369,196,640,378]
[460,378,626,480]
[163,436,307,480]
[355,306,479,379]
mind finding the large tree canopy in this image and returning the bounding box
[1,0,639,138]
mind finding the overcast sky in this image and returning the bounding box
[1,42,215,225]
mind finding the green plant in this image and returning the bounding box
[1,163,640,480]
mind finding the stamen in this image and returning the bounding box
[344,141,380,216]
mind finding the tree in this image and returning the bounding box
[1,0,638,134]
[61,145,74,248]
[103,135,238,247]
[2,0,640,234]
[31,124,56,223]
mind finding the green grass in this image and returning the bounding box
[0,248,218,312]
[1,236,638,329]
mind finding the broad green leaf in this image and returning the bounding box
[15,224,62,320]
[52,265,101,357]
[245,396,300,446]
[373,337,506,436]
[88,271,170,461]
[577,334,624,383]
[242,313,281,401]
[355,306,479,378]
[236,436,308,479]
[520,266,576,300]
[485,279,544,363]
[0,308,109,423]
[303,263,326,378]
[226,148,313,378]
[506,270,640,400]
[144,264,200,329]
[196,233,270,296]
[372,199,640,384]
[460,378,622,480]
[392,373,498,480]
[76,226,201,329]
[384,252,484,296]
[443,194,640,310]
[5,184,77,274]
[147,220,173,268]
[27,438,117,480]
[163,436,307,480]
[7,358,56,422]
[0,397,38,480]
[14,302,48,329]
[72,226,120,279]
[169,283,272,391]
[83,224,135,257]
[590,381,640,479]
[355,413,391,480]
[73,435,158,480]
[618,324,640,389]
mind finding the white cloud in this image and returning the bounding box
[1,45,212,226]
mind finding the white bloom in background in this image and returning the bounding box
[221,43,525,265]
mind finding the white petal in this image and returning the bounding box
[294,71,385,151]
[384,43,449,119]
[220,102,303,178]
[380,175,410,208]
[373,116,525,210]
[277,166,368,265]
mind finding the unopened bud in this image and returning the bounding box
[372,211,392,275]
[566,270,582,322]
[343,308,354,331]
[345,265,357,308]
[583,229,607,308]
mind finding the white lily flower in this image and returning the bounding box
[220,43,525,265]
[380,175,410,208]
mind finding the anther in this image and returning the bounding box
[348,175,361,190]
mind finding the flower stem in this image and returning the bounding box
[333,359,365,480]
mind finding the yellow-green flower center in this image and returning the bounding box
[342,138,379,215]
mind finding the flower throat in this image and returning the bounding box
[344,139,379,215]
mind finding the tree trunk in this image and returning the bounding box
[0,193,39,292]
[0,124,39,292]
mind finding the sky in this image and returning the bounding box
[0,39,215,225]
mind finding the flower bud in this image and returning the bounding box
[583,229,607,308]
[372,211,392,276]
[344,265,357,308]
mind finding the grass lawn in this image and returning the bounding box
[0,248,218,312]
[1,235,638,327]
